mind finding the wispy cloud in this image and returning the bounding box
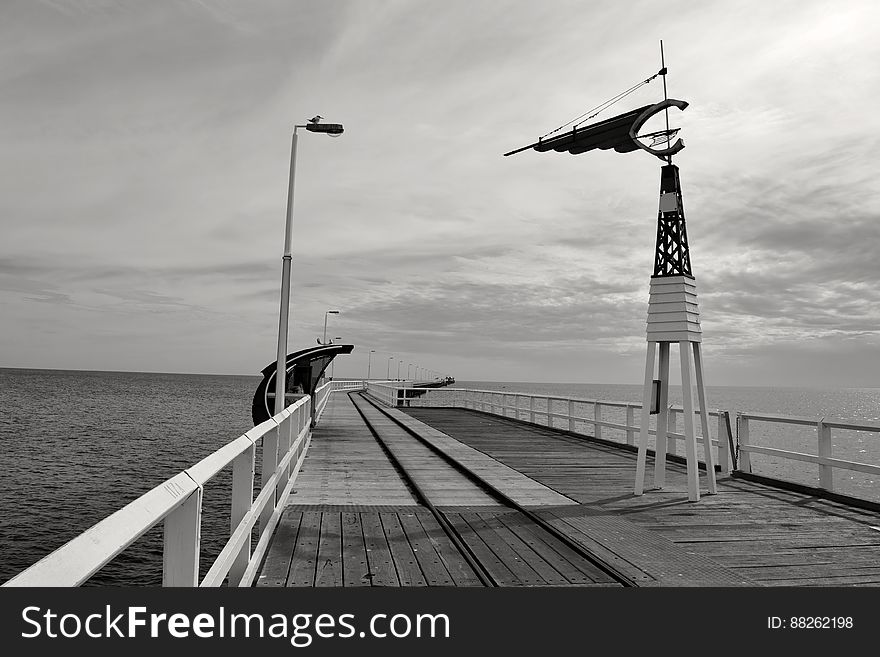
[1,0,878,385]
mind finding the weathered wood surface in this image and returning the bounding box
[286,393,417,506]
[351,394,499,506]
[256,507,482,587]
[404,408,880,586]
[381,403,580,508]
[257,505,621,587]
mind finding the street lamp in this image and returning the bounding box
[387,356,393,380]
[367,350,376,380]
[322,310,340,345]
[408,363,414,379]
[273,116,344,416]
[331,337,342,378]
[397,360,403,380]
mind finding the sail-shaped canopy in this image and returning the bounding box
[504,99,687,159]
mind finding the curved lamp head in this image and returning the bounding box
[306,122,344,136]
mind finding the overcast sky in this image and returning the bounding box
[1,0,879,386]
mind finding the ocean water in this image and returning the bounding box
[1,369,879,586]
[0,368,260,586]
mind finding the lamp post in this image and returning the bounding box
[387,356,393,380]
[367,350,376,380]
[273,117,344,416]
[331,337,342,379]
[397,360,403,380]
[322,310,340,345]
[408,363,414,379]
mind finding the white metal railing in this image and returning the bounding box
[328,379,367,392]
[4,392,324,588]
[364,384,734,474]
[737,412,880,494]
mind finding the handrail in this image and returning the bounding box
[363,383,733,474]
[737,411,880,493]
[3,390,328,587]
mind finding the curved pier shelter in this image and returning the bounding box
[505,52,716,502]
[252,343,354,426]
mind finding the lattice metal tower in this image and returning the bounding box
[653,164,692,278]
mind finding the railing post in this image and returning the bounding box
[259,422,280,533]
[668,407,678,456]
[738,414,751,473]
[717,413,730,474]
[529,396,535,423]
[568,399,575,432]
[817,418,833,491]
[626,405,635,445]
[277,416,291,494]
[594,402,602,439]
[228,443,255,585]
[163,487,202,586]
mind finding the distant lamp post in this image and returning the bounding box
[397,360,403,380]
[367,350,376,380]
[331,337,342,378]
[322,310,340,345]
[387,356,393,380]
[273,116,344,416]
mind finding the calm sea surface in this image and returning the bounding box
[1,369,879,585]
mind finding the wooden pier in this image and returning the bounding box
[254,391,880,587]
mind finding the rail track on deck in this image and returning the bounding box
[345,391,632,587]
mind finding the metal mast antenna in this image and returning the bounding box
[660,40,671,165]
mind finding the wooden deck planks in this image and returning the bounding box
[288,393,417,506]
[404,407,880,587]
[492,511,617,585]
[360,512,400,587]
[397,511,455,586]
[341,512,370,587]
[315,512,343,587]
[286,511,321,587]
[383,403,579,508]
[256,510,302,587]
[476,512,570,585]
[351,394,499,507]
[379,512,428,587]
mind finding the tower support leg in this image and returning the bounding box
[634,341,656,495]
[653,342,671,488]
[679,341,700,502]
[693,342,717,493]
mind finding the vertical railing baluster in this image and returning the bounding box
[229,442,256,585]
[594,402,602,439]
[259,420,280,534]
[738,414,751,472]
[162,488,202,587]
[626,405,635,445]
[277,415,291,494]
[668,407,678,456]
[818,418,833,491]
[717,413,730,474]
[568,399,575,432]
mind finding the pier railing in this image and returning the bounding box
[737,412,880,494]
[364,383,734,473]
[364,382,880,499]
[3,386,339,588]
